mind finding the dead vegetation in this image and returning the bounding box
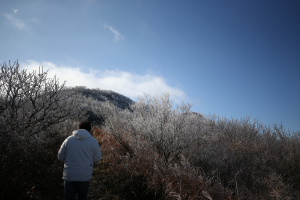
[1,61,300,199]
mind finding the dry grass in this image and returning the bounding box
[2,119,300,199]
[90,128,232,200]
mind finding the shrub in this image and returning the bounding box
[93,128,231,200]
[100,93,232,199]
[100,93,300,199]
[0,61,81,199]
[104,93,207,164]
[192,115,300,199]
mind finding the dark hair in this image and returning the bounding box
[78,120,91,131]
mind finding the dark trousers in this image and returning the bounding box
[64,180,90,200]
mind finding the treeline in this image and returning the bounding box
[1,61,300,199]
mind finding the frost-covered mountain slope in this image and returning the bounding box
[65,86,206,126]
[64,86,134,125]
[69,86,134,110]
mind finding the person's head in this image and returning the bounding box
[78,120,92,132]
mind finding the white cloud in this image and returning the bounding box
[4,13,26,30]
[103,24,124,42]
[12,8,18,14]
[20,60,186,101]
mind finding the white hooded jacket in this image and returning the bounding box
[58,129,102,181]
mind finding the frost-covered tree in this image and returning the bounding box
[0,61,79,141]
[104,93,207,163]
[0,60,81,198]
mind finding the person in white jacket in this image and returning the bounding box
[58,121,102,200]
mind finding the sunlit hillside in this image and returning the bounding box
[1,63,300,199]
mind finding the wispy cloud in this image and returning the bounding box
[12,8,18,14]
[103,23,124,42]
[20,60,186,101]
[4,9,26,30]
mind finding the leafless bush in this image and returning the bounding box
[98,94,235,199]
[103,93,207,164]
[192,115,300,199]
[100,93,300,199]
[0,60,82,199]
[95,128,232,200]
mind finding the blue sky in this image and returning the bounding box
[1,0,299,132]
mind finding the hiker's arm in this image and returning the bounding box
[58,140,67,162]
[93,141,102,163]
